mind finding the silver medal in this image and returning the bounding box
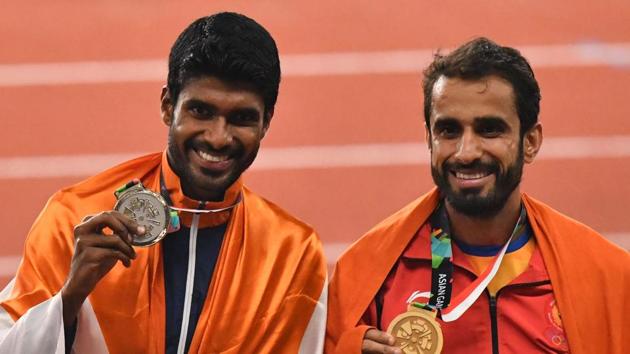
[114,184,171,247]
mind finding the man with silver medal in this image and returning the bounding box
[0,12,328,354]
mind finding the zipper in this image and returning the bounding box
[486,280,550,354]
[488,292,499,354]
[176,213,200,354]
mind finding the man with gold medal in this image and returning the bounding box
[325,38,629,354]
[0,12,328,354]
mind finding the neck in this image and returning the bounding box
[182,185,225,203]
[445,190,522,246]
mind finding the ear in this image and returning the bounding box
[161,86,174,126]
[261,108,274,139]
[522,122,543,163]
[424,123,432,152]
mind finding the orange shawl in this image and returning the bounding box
[326,188,629,354]
[2,152,327,353]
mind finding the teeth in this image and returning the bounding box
[455,171,489,180]
[197,149,228,162]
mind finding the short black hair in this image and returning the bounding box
[423,37,541,135]
[167,12,281,121]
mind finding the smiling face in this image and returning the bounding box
[427,75,541,217]
[161,76,270,201]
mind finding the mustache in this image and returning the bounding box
[188,139,240,156]
[442,159,500,174]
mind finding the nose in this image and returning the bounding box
[204,116,233,150]
[454,129,482,164]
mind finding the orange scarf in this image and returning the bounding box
[326,188,629,354]
[2,152,327,353]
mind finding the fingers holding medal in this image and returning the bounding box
[65,210,144,299]
[60,210,145,327]
[362,329,402,354]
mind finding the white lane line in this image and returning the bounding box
[0,256,21,278]
[606,233,630,250]
[0,153,141,179]
[539,135,630,159]
[1,135,630,179]
[0,42,629,86]
[0,232,627,277]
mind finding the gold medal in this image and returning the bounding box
[387,305,444,354]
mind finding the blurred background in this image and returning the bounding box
[1,0,629,287]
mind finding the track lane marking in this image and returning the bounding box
[1,135,630,179]
[1,42,629,86]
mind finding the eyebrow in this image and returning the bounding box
[432,117,460,128]
[185,99,216,109]
[474,115,508,124]
[185,99,262,115]
[473,116,510,129]
[432,115,509,125]
[230,107,261,114]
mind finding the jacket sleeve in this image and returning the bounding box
[0,289,66,354]
[0,286,108,354]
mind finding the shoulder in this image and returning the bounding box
[60,153,161,199]
[242,186,319,242]
[29,152,163,236]
[339,189,439,264]
[327,190,439,331]
[240,187,327,291]
[524,194,625,251]
[53,152,162,214]
[524,194,629,270]
[331,189,438,297]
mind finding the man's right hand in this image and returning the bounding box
[362,329,402,354]
[61,211,144,326]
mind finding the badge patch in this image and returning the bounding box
[544,299,569,352]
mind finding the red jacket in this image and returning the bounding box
[326,189,629,354]
[362,222,567,353]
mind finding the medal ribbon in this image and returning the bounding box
[412,205,528,322]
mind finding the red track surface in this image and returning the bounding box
[1,1,629,287]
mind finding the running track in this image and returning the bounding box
[1,1,629,288]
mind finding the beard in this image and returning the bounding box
[166,132,258,202]
[431,147,524,218]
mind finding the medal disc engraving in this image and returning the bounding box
[387,308,444,354]
[114,189,170,247]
